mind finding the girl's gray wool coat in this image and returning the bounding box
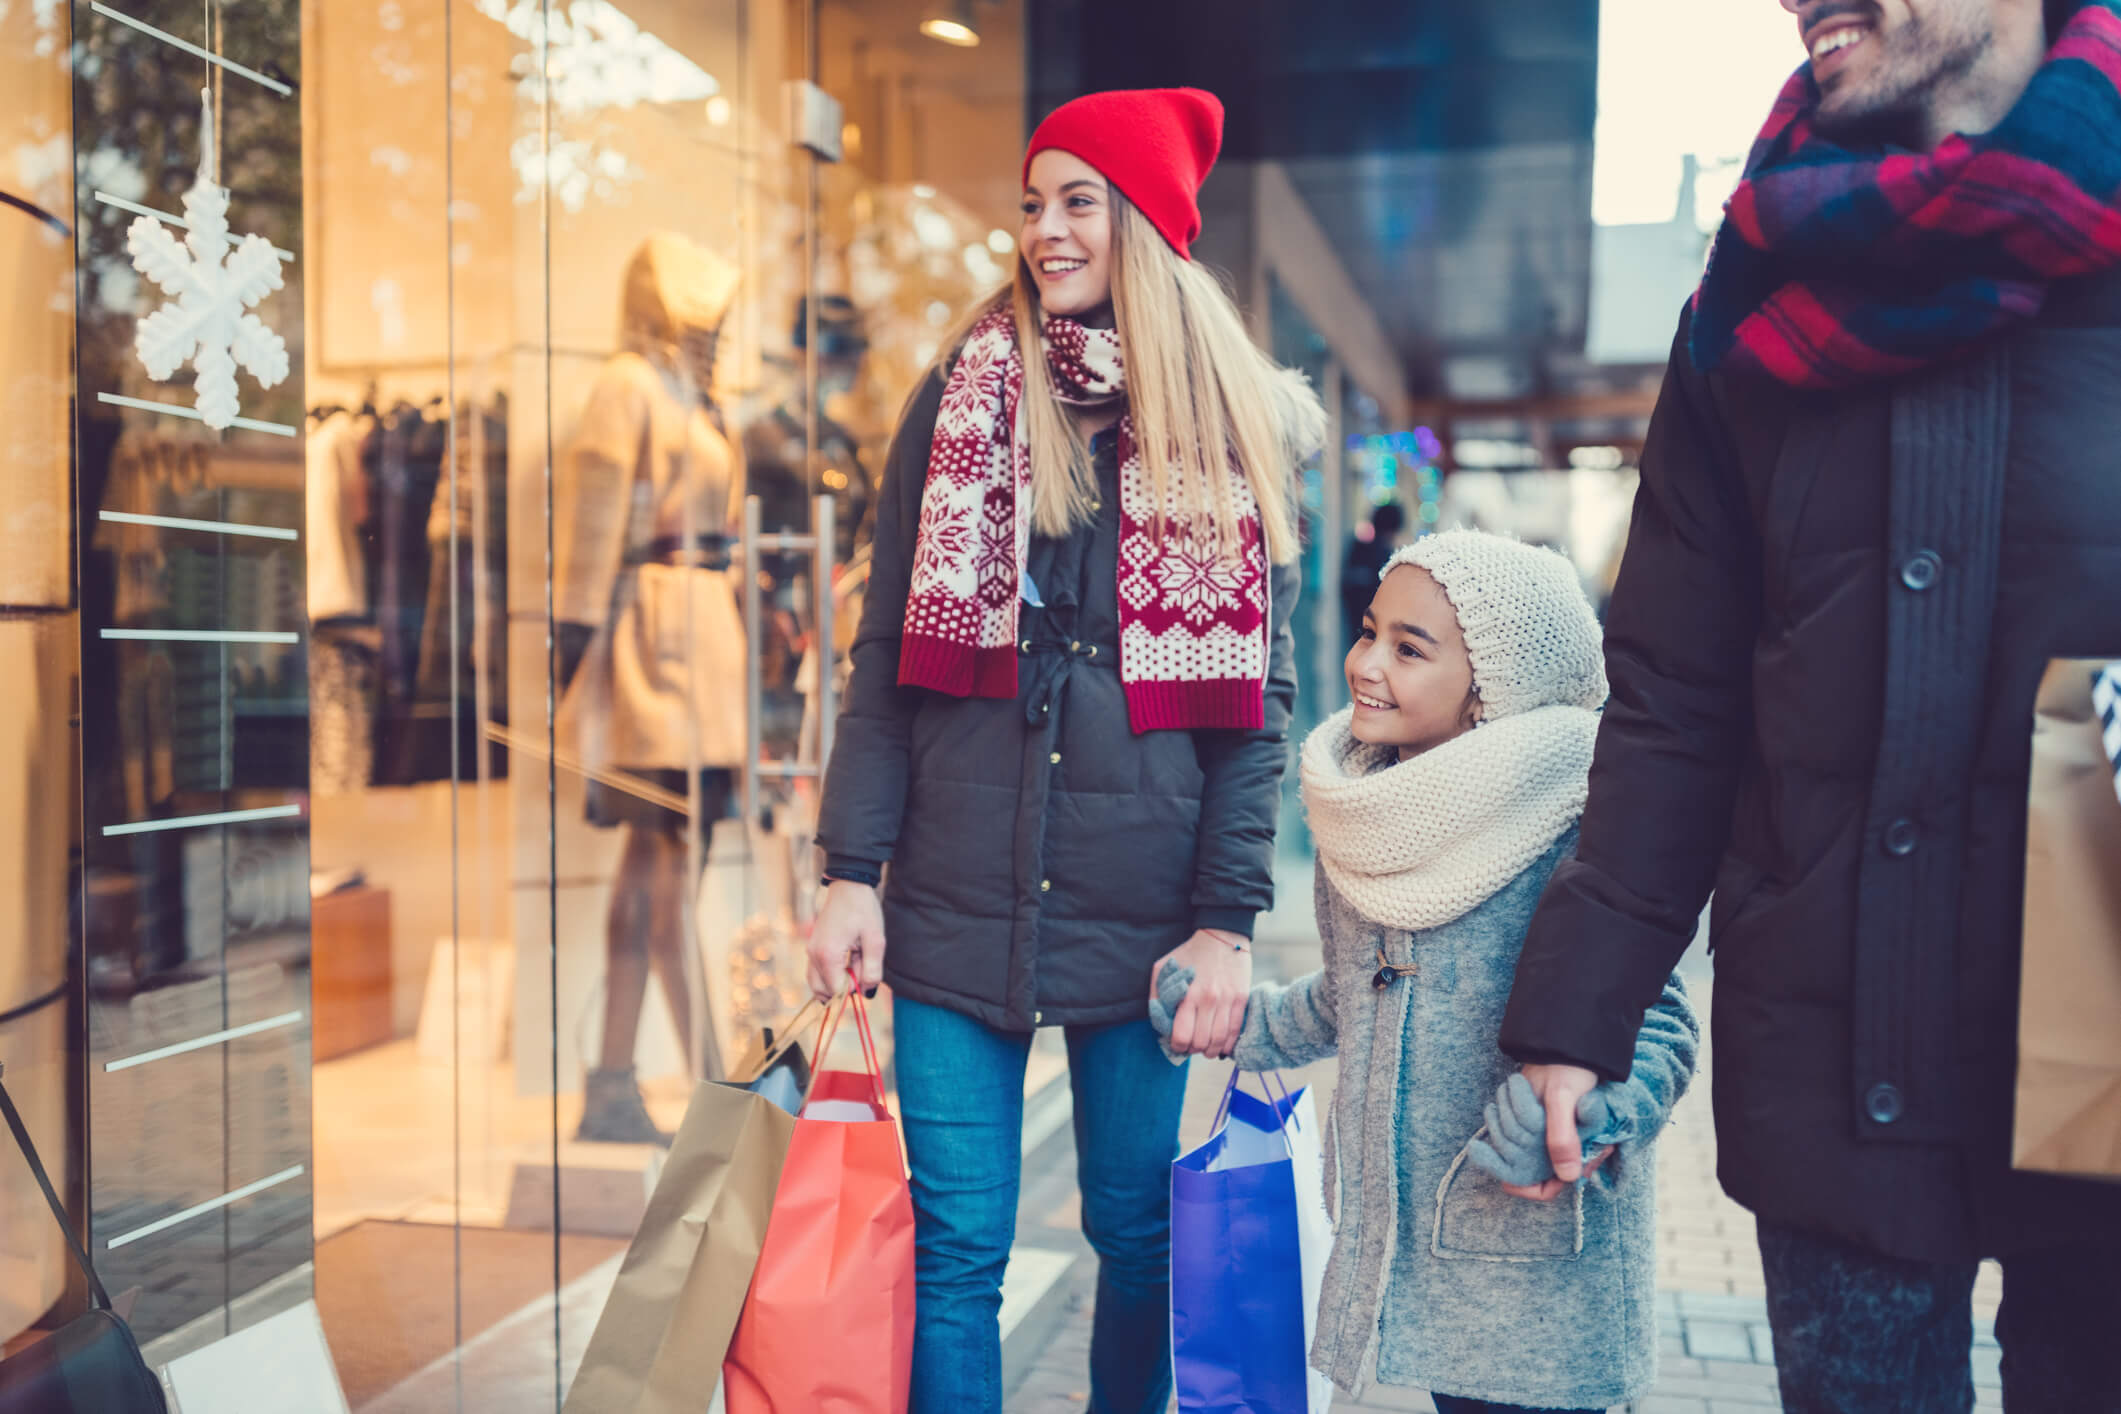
[1159,831,1698,1409]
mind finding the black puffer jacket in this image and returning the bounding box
[1503,290,2121,1262]
[818,370,1300,1032]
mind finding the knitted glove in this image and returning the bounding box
[1468,971,1697,1191]
[1466,1072,1616,1187]
[1146,961,1195,1067]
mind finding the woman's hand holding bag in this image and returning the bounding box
[807,879,887,1002]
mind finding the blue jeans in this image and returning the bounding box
[893,994,1189,1414]
[1760,1220,2121,1411]
[1430,1396,1599,1414]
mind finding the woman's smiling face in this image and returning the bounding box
[1346,564,1479,760]
[1020,148,1114,318]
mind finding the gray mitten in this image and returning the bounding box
[1147,962,1195,1065]
[1465,1073,1614,1187]
[1468,971,1698,1190]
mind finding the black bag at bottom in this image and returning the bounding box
[0,1063,165,1412]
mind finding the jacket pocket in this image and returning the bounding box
[1706,850,1768,953]
[1430,1139,1584,1263]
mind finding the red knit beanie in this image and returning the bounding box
[1023,88,1224,261]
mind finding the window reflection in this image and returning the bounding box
[479,0,723,211]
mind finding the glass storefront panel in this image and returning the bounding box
[7,0,1028,1404]
[69,0,316,1357]
[0,0,81,1354]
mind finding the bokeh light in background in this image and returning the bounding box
[1345,429,1444,527]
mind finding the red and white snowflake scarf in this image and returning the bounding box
[898,304,1270,733]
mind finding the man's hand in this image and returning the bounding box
[1151,930,1253,1058]
[807,880,886,1002]
[1501,1062,1603,1201]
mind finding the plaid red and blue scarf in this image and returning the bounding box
[1692,0,2121,389]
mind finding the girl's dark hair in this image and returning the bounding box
[1460,681,1484,731]
[2049,0,2082,39]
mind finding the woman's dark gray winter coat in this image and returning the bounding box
[818,369,1301,1031]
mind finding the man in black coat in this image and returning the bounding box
[1503,0,2121,1406]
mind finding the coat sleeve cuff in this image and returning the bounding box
[1192,907,1257,940]
[823,855,884,886]
[1500,861,1689,1083]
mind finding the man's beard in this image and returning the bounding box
[1812,10,1992,147]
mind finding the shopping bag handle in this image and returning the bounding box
[804,979,888,1111]
[1209,1066,1298,1158]
[800,984,910,1173]
[755,998,825,1072]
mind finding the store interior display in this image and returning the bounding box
[744,293,876,755]
[310,885,392,1064]
[306,398,511,796]
[552,231,746,1144]
[9,0,1045,1395]
[284,0,1046,1255]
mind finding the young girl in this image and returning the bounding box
[1157,529,1697,1413]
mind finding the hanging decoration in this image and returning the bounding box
[125,88,288,430]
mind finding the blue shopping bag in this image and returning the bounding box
[1170,1074,1334,1414]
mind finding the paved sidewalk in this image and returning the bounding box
[1006,857,2006,1413]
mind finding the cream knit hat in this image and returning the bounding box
[1382,529,1607,720]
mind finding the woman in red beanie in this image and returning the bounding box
[808,87,1324,1413]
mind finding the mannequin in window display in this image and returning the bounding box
[740,294,875,749]
[554,232,746,1145]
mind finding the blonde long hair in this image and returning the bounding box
[932,188,1324,565]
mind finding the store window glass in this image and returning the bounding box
[67,0,316,1366]
[1,0,81,1357]
[7,0,1029,1404]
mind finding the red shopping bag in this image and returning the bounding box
[722,990,915,1414]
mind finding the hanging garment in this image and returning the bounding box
[305,411,369,622]
[399,401,509,783]
[554,353,747,785]
[308,627,378,796]
[368,407,445,785]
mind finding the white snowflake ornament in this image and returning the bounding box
[126,89,287,430]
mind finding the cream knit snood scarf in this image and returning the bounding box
[1301,702,1598,932]
[1310,528,1609,930]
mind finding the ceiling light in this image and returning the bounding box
[920,0,981,47]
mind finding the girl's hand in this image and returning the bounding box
[807,880,886,1002]
[1501,1146,1613,1203]
[1151,930,1252,1058]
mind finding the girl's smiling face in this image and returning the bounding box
[1020,148,1115,319]
[1347,564,1480,760]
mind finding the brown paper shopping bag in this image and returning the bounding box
[2014,659,2121,1182]
[563,1080,797,1413]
